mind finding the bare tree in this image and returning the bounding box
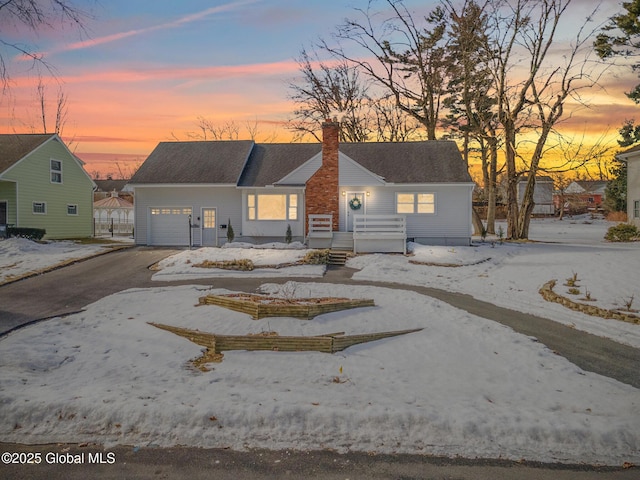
[371,94,425,141]
[288,48,372,142]
[34,74,68,134]
[0,0,90,92]
[320,0,451,140]
[485,0,605,239]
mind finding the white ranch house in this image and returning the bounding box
[127,121,474,251]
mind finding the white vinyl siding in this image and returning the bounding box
[339,184,473,242]
[338,154,385,186]
[132,186,242,246]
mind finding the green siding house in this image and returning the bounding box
[0,134,95,239]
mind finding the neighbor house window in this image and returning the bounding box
[634,200,640,218]
[396,193,435,214]
[33,202,47,214]
[247,194,298,221]
[50,159,62,183]
[67,204,78,215]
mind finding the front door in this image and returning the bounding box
[345,192,365,231]
[201,208,217,246]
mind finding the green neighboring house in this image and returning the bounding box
[0,134,95,239]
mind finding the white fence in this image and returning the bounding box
[94,220,134,236]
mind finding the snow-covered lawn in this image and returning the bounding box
[0,236,131,284]
[0,216,638,465]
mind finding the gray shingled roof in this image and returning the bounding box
[0,134,54,174]
[238,143,322,187]
[340,141,471,183]
[131,139,471,186]
[129,140,254,184]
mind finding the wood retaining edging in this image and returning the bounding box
[149,322,422,367]
[539,280,640,325]
[198,294,375,320]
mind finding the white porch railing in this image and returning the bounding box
[308,214,333,237]
[353,214,406,254]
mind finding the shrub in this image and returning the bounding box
[604,223,639,242]
[303,249,330,265]
[7,227,46,241]
[226,219,235,243]
[285,224,292,244]
[194,259,254,271]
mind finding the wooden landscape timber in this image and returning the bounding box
[149,322,423,363]
[198,293,375,320]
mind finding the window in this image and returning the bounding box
[203,209,216,228]
[33,202,47,214]
[67,204,78,215]
[396,193,435,214]
[150,207,191,215]
[634,200,640,219]
[50,159,62,183]
[288,194,298,220]
[247,194,298,221]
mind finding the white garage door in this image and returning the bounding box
[149,207,192,246]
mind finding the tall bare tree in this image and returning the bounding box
[485,0,604,239]
[321,0,451,140]
[34,74,68,134]
[288,48,372,142]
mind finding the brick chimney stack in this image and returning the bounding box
[305,119,341,232]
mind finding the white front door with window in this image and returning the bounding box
[345,192,365,231]
[201,207,217,246]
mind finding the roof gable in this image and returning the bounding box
[0,134,55,174]
[238,143,321,187]
[130,140,254,184]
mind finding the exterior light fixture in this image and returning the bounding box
[342,191,346,196]
[366,191,370,196]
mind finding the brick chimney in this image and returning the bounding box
[305,119,340,232]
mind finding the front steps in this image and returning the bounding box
[330,232,354,251]
[327,250,348,266]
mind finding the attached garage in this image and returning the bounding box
[148,207,192,246]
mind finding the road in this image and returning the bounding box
[0,247,638,479]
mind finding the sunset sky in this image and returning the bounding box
[0,0,636,179]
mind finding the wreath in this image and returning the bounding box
[349,196,362,210]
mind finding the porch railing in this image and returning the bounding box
[353,214,406,254]
[308,214,333,237]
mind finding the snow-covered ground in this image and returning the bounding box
[0,217,638,465]
[0,236,131,284]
